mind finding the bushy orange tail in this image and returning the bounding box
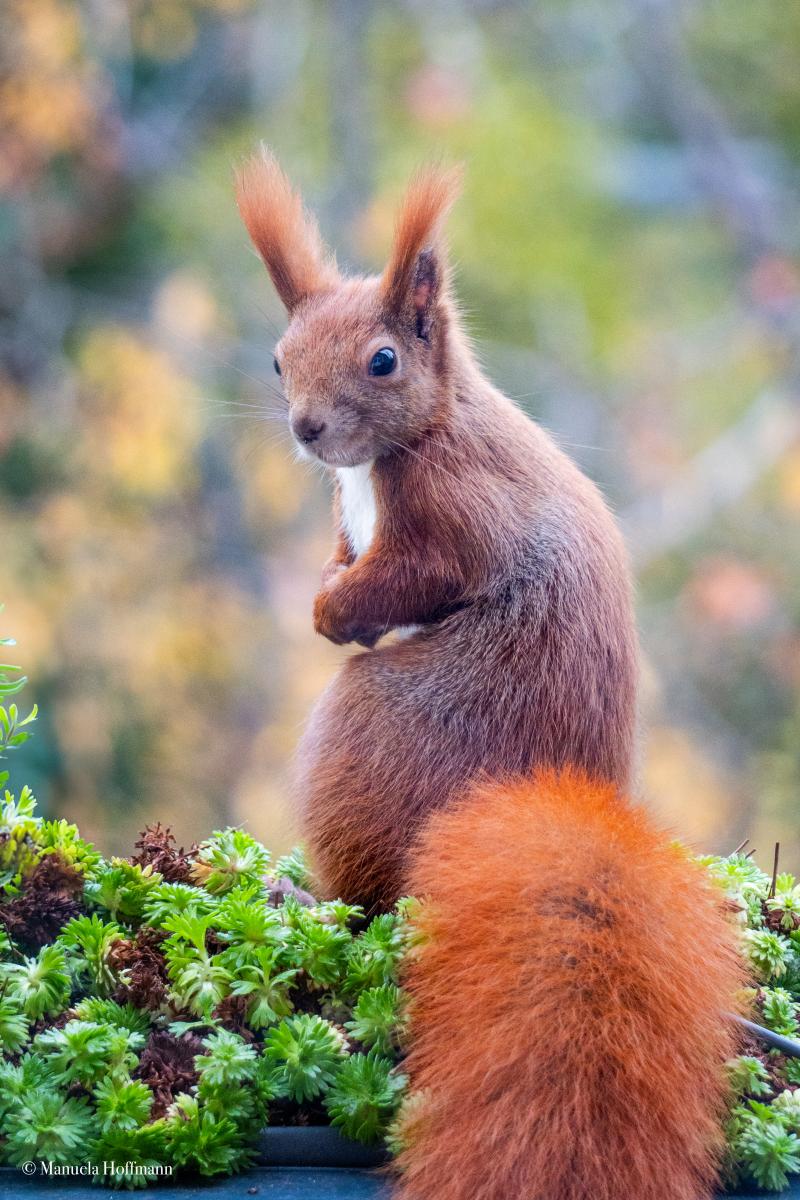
[397,770,746,1200]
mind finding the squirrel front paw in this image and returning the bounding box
[313,588,381,648]
[320,558,349,590]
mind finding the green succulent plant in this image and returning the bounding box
[35,1019,143,1088]
[142,881,214,926]
[727,1055,773,1099]
[0,786,42,889]
[212,885,286,965]
[265,1014,347,1103]
[728,1100,800,1192]
[90,1124,170,1190]
[166,1094,250,1178]
[0,991,28,1054]
[227,946,297,1028]
[1,943,71,1018]
[763,988,800,1037]
[162,911,232,1017]
[59,913,123,996]
[746,929,792,982]
[286,908,352,988]
[94,1077,154,1133]
[39,818,102,878]
[325,1049,406,1143]
[73,996,153,1036]
[346,984,406,1054]
[274,847,312,890]
[87,859,161,922]
[4,1091,95,1168]
[191,829,270,895]
[0,617,37,790]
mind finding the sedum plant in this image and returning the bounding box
[161,911,232,1018]
[0,993,28,1054]
[346,984,406,1055]
[190,829,271,894]
[1,943,70,1018]
[325,1048,407,1143]
[265,1013,347,1103]
[0,791,409,1186]
[228,946,297,1028]
[4,1093,96,1169]
[94,1078,154,1133]
[705,848,800,1192]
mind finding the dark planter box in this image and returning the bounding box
[0,1130,390,1198]
[0,1166,387,1199]
[255,1128,388,1169]
[0,1128,797,1198]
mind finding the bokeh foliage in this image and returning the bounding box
[0,0,798,857]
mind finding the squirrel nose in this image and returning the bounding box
[292,415,326,445]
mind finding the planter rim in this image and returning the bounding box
[258,1125,389,1169]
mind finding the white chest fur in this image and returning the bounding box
[337,462,377,559]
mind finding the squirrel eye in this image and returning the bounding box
[273,357,281,376]
[368,347,397,377]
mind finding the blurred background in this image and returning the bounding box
[1,0,798,861]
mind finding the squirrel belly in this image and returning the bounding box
[396,770,745,1200]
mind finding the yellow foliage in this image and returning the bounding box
[77,326,200,497]
[777,445,800,513]
[239,440,310,525]
[0,76,92,158]
[153,271,221,342]
[140,582,271,690]
[643,726,733,846]
[133,1,198,61]
[0,0,98,166]
[129,0,256,61]
[16,0,82,64]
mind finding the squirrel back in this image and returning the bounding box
[398,769,745,1200]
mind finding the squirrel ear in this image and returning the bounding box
[235,148,339,313]
[381,164,462,340]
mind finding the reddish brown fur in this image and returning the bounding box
[235,149,339,311]
[236,153,639,912]
[397,770,745,1200]
[381,165,462,320]
[300,389,638,912]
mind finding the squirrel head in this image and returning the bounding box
[235,149,461,467]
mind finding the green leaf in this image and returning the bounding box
[191,829,270,895]
[4,1092,95,1168]
[1,944,71,1019]
[94,1077,154,1133]
[345,984,406,1054]
[265,1014,346,1103]
[325,1049,406,1144]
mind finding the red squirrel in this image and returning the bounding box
[236,151,744,1200]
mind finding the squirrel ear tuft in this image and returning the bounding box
[235,148,339,312]
[381,164,462,339]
